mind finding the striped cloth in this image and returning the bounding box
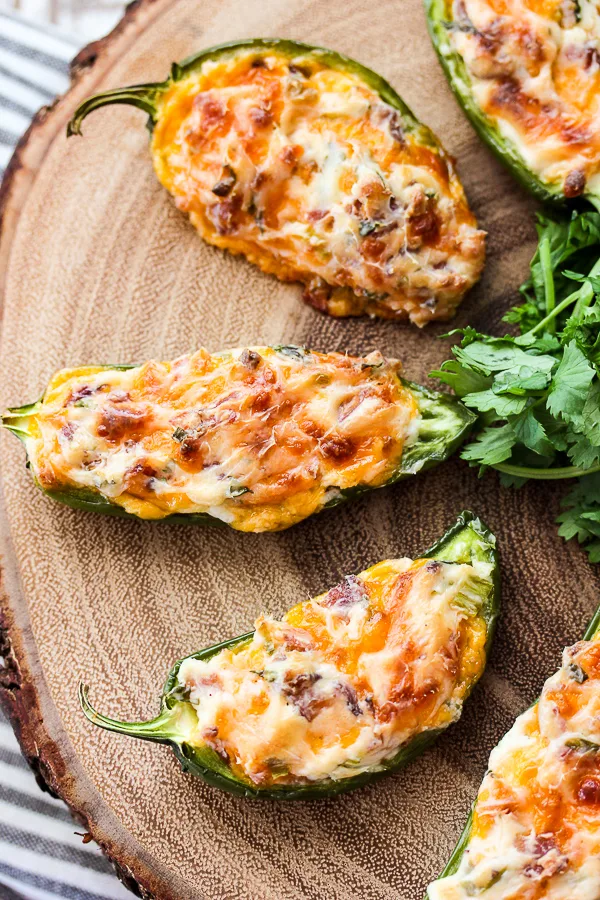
[0,12,133,900]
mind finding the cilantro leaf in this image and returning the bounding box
[432,207,600,564]
[511,409,555,457]
[546,341,595,425]
[460,424,517,467]
[558,474,600,563]
[462,390,528,417]
[429,360,492,398]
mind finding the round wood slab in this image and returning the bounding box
[1,1,599,897]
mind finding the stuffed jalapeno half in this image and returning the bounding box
[67,39,486,326]
[79,511,498,799]
[426,0,600,207]
[427,603,600,899]
[1,346,474,532]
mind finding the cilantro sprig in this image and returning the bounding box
[432,211,600,562]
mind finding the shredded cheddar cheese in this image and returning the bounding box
[447,0,600,198]
[24,346,420,531]
[151,48,485,324]
[177,556,492,786]
[428,636,600,899]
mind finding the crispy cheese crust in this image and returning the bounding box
[25,347,419,532]
[446,0,600,199]
[178,557,491,787]
[428,637,600,899]
[151,48,485,325]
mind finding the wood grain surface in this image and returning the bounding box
[1,0,599,898]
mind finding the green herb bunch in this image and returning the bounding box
[432,211,600,562]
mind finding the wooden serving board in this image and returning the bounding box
[1,1,599,897]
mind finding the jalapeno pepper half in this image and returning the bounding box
[67,38,486,325]
[80,511,499,799]
[2,346,475,532]
[427,602,600,898]
[425,0,600,208]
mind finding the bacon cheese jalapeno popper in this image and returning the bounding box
[426,0,600,207]
[67,39,486,326]
[427,603,600,900]
[79,511,499,799]
[1,346,475,533]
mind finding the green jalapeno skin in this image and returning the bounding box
[424,0,590,208]
[67,38,432,142]
[1,364,476,529]
[425,599,600,894]
[79,510,499,800]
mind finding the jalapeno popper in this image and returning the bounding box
[427,604,600,899]
[80,512,498,798]
[67,39,486,325]
[426,0,600,206]
[1,346,474,532]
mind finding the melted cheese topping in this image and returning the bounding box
[177,557,492,786]
[151,48,485,325]
[24,347,420,531]
[428,637,600,899]
[447,0,600,197]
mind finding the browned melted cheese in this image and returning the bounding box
[151,48,485,324]
[178,557,491,786]
[24,347,420,531]
[447,0,600,198]
[428,637,600,899]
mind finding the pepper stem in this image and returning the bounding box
[78,683,194,744]
[1,403,39,442]
[492,461,600,480]
[67,83,167,137]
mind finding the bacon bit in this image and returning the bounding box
[384,109,405,145]
[523,834,569,880]
[124,461,158,494]
[321,574,368,612]
[360,236,387,260]
[66,384,100,406]
[278,626,314,652]
[177,432,204,461]
[302,280,332,312]
[192,94,227,128]
[251,390,271,413]
[408,209,440,244]
[250,106,273,128]
[339,683,362,716]
[425,561,442,573]
[564,168,586,198]
[252,171,269,191]
[302,420,324,439]
[282,672,322,722]
[193,673,221,689]
[239,349,261,369]
[307,209,327,222]
[211,194,243,235]
[577,776,600,804]
[202,726,230,763]
[280,144,302,167]
[59,422,77,442]
[320,435,355,461]
[96,406,148,442]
